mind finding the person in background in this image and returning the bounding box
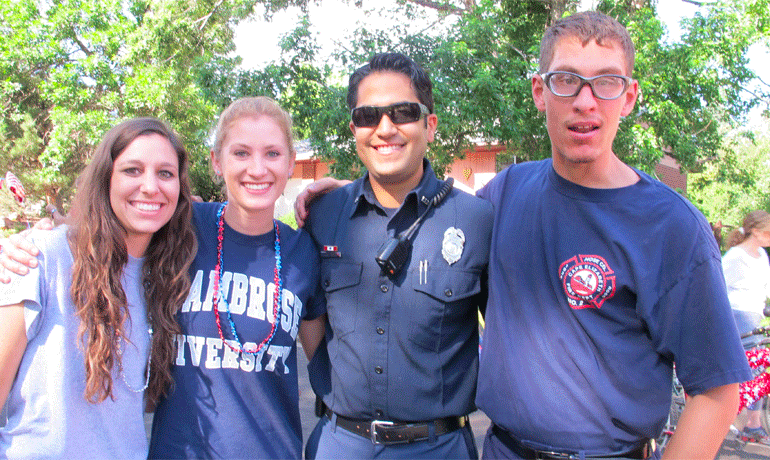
[45,204,67,226]
[722,210,770,445]
[0,118,197,459]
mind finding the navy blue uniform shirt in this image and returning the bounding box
[306,160,492,422]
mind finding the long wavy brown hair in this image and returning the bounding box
[67,118,197,410]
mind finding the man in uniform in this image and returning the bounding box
[303,52,492,459]
[475,11,751,459]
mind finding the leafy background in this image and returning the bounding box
[1,0,769,242]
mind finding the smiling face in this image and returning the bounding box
[211,115,295,234]
[533,36,638,173]
[350,71,438,207]
[109,133,180,257]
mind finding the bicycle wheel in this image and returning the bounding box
[668,371,686,427]
[657,371,686,452]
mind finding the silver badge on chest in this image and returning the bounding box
[442,227,465,265]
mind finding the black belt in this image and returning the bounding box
[324,407,468,445]
[491,424,651,459]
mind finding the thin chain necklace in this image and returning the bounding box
[116,322,152,393]
[213,202,282,355]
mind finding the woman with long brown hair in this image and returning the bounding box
[723,209,770,445]
[0,118,197,458]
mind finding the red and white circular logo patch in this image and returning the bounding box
[558,254,616,309]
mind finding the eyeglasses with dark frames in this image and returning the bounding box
[541,71,633,100]
[351,102,430,128]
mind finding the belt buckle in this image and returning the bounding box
[370,420,395,444]
[535,449,575,459]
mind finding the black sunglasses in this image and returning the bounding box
[351,102,430,128]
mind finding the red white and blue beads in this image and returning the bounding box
[213,203,282,355]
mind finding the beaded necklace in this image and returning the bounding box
[213,202,282,355]
[116,323,153,393]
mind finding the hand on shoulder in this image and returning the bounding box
[294,177,351,227]
[0,230,43,283]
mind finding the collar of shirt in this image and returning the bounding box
[349,159,444,219]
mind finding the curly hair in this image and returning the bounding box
[68,118,197,410]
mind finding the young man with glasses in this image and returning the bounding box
[476,11,751,459]
[303,52,492,459]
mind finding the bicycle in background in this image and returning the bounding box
[736,325,770,443]
[656,368,685,452]
[657,326,770,453]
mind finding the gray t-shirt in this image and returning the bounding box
[0,226,151,459]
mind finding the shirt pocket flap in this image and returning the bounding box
[413,267,481,302]
[321,260,363,292]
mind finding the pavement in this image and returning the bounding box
[717,415,770,460]
[718,435,770,460]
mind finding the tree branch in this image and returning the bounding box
[71,35,93,57]
[692,119,712,136]
[530,0,572,23]
[755,74,770,89]
[402,0,468,14]
[681,0,717,5]
[194,0,224,31]
[738,85,770,107]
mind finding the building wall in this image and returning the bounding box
[445,146,503,193]
[653,154,687,193]
[292,159,329,181]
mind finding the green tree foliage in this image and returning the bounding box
[0,0,311,211]
[253,0,770,182]
[687,119,770,227]
[4,0,768,218]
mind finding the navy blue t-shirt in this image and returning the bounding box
[149,202,325,459]
[476,159,751,452]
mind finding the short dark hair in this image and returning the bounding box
[347,52,434,113]
[539,11,635,76]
